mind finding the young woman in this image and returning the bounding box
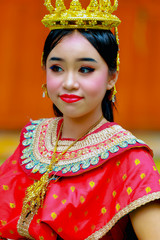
[0,7,160,240]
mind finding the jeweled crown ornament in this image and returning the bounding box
[42,0,121,30]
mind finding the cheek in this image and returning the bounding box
[85,73,108,96]
[46,72,59,91]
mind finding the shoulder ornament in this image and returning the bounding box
[20,118,151,177]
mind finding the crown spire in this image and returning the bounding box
[69,0,82,11]
[87,0,99,12]
[44,0,54,13]
[56,0,66,12]
[100,0,118,13]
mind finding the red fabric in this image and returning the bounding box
[0,122,160,239]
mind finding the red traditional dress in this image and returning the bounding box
[0,118,160,240]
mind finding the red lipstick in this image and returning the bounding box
[60,94,83,103]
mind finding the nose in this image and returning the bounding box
[62,72,79,90]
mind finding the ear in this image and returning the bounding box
[107,71,118,90]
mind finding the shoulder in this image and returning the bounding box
[20,117,59,132]
[18,117,62,178]
[97,121,153,161]
[115,147,157,180]
[19,117,60,142]
[99,121,157,180]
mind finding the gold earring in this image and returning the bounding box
[110,85,117,103]
[41,52,44,68]
[42,83,49,98]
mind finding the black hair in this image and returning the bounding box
[42,29,118,122]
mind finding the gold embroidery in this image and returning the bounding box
[84,211,88,216]
[107,178,110,183]
[1,220,7,226]
[80,196,85,204]
[85,192,160,240]
[122,174,127,181]
[101,207,107,215]
[9,230,14,234]
[12,160,17,165]
[17,210,35,240]
[127,187,132,195]
[146,187,151,193]
[31,118,140,167]
[153,166,157,171]
[51,212,57,220]
[39,236,44,240]
[9,203,16,208]
[116,161,121,166]
[61,199,67,204]
[37,219,41,224]
[116,203,120,211]
[112,191,117,198]
[53,194,58,199]
[135,159,140,165]
[89,181,95,188]
[140,173,146,179]
[91,225,96,231]
[70,186,75,192]
[50,118,107,148]
[69,212,72,218]
[57,227,63,233]
[74,226,79,232]
[3,185,9,190]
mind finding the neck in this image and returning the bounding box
[61,113,106,139]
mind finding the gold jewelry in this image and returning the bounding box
[115,27,120,72]
[21,115,104,218]
[42,0,121,30]
[110,85,117,103]
[42,83,49,98]
[41,51,44,68]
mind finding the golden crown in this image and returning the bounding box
[42,0,121,30]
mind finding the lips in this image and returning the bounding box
[60,94,83,103]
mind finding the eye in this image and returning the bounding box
[50,65,63,72]
[79,67,95,74]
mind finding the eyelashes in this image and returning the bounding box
[49,65,95,74]
[79,67,95,74]
[50,65,63,72]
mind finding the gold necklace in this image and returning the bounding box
[21,115,104,218]
[50,115,104,166]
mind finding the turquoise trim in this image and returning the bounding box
[21,119,49,174]
[21,120,145,175]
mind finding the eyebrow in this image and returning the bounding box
[49,57,64,62]
[49,57,97,63]
[76,58,97,63]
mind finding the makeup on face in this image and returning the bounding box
[46,31,109,119]
[59,94,83,103]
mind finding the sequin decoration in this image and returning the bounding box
[21,118,149,175]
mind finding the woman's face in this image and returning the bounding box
[46,31,115,120]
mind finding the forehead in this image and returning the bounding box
[57,31,90,46]
[48,31,101,60]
